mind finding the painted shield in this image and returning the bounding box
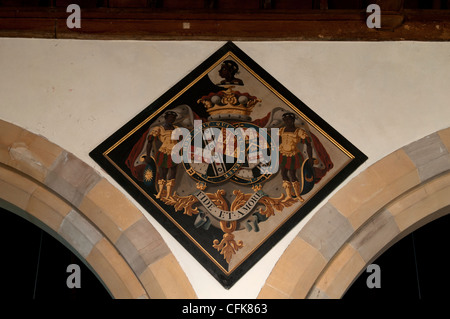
[300,158,315,195]
[142,157,157,195]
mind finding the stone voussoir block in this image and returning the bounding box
[45,151,102,208]
[297,202,354,261]
[146,253,197,299]
[0,166,39,210]
[438,127,450,153]
[265,236,327,298]
[311,243,366,299]
[115,217,170,277]
[58,209,104,258]
[0,121,64,183]
[257,284,290,299]
[26,186,73,232]
[330,149,420,230]
[348,208,400,263]
[79,178,144,243]
[87,237,148,299]
[403,132,450,182]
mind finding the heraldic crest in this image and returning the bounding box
[90,42,367,288]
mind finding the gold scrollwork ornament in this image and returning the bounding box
[213,221,244,264]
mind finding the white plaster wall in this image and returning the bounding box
[1,38,449,298]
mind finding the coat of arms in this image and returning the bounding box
[90,42,367,288]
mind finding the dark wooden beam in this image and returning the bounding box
[0,7,449,40]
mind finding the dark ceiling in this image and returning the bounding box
[0,0,449,40]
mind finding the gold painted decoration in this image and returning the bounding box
[213,221,244,264]
[90,41,367,288]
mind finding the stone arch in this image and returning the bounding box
[258,127,450,299]
[0,119,196,299]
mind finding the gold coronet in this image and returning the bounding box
[197,87,261,118]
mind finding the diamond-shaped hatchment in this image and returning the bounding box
[90,42,367,288]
